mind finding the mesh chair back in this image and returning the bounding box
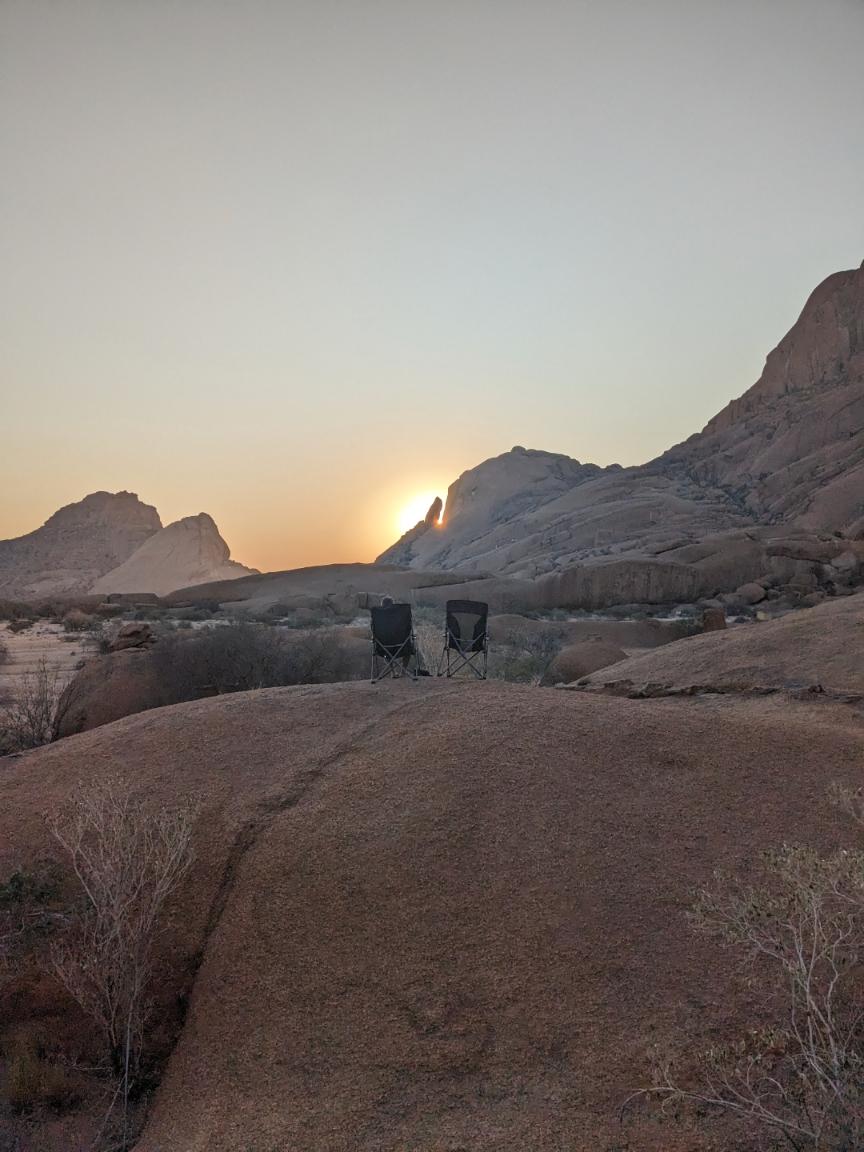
[445,600,488,652]
[371,603,415,658]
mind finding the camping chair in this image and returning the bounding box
[437,599,489,680]
[370,602,419,682]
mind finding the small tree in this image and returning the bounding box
[50,781,194,1140]
[647,787,864,1151]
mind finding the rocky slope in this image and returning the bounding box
[1,680,861,1151]
[378,261,864,605]
[0,491,161,599]
[0,494,254,599]
[577,588,864,695]
[91,513,255,596]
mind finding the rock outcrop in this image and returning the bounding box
[578,589,864,696]
[3,681,862,1151]
[377,262,864,607]
[539,640,629,686]
[0,495,254,600]
[91,513,255,597]
[0,491,162,599]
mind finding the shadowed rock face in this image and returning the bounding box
[0,491,162,598]
[378,263,864,597]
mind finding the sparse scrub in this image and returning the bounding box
[645,786,864,1150]
[7,618,33,634]
[487,628,560,683]
[50,780,195,1137]
[0,659,72,752]
[149,622,363,701]
[414,620,443,673]
[62,609,96,633]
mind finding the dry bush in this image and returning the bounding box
[487,628,560,684]
[62,609,95,633]
[646,788,864,1151]
[0,636,7,666]
[414,621,443,674]
[0,659,73,752]
[150,622,363,702]
[50,781,195,1136]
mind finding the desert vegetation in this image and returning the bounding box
[646,784,864,1151]
[0,658,77,754]
[0,782,195,1150]
[148,621,365,697]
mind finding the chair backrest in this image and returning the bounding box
[445,600,488,652]
[371,603,414,656]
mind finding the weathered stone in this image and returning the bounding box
[735,582,766,605]
[108,622,155,652]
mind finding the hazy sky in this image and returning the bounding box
[2,0,863,571]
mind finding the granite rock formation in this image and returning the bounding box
[378,262,864,607]
[0,491,161,599]
[92,513,255,597]
[0,495,254,599]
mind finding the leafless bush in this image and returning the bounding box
[414,621,442,673]
[0,659,74,752]
[487,628,560,684]
[50,781,195,1136]
[645,798,864,1151]
[150,622,362,702]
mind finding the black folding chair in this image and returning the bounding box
[437,599,489,680]
[370,603,419,682]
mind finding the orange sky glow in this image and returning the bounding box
[2,1,863,573]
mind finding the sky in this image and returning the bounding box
[2,0,863,572]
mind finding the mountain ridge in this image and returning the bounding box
[378,261,864,585]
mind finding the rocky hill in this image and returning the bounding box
[1,679,861,1150]
[92,513,255,597]
[0,493,254,599]
[378,261,864,605]
[0,491,161,599]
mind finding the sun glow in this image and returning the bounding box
[396,492,444,536]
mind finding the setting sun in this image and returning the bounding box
[396,491,444,536]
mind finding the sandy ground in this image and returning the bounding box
[0,621,85,704]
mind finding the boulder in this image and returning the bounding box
[539,641,628,687]
[108,622,155,652]
[735,581,766,605]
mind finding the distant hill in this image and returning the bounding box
[92,512,255,597]
[0,493,254,599]
[378,261,864,604]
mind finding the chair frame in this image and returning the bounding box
[437,601,489,680]
[370,605,420,683]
